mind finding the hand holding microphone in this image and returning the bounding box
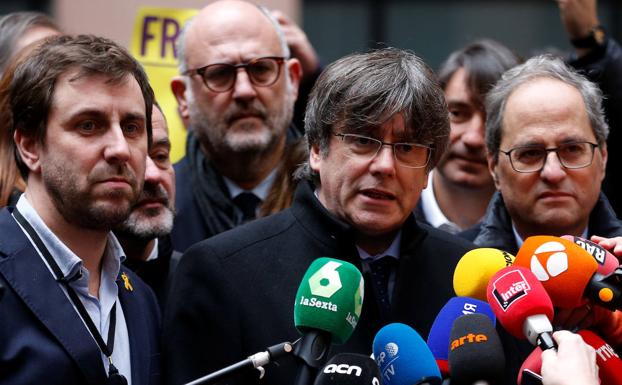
[540,331,599,385]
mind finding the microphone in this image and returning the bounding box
[426,297,495,376]
[373,323,441,385]
[577,330,622,385]
[561,235,619,275]
[486,266,556,350]
[294,257,365,385]
[313,353,382,385]
[448,313,505,385]
[517,347,543,385]
[514,236,622,310]
[453,248,515,300]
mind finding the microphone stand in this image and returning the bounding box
[184,341,294,385]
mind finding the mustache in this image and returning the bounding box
[138,182,169,204]
[92,164,138,186]
[224,101,267,124]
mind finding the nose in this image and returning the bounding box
[232,67,258,101]
[540,151,566,182]
[143,155,161,186]
[103,125,131,165]
[461,113,486,150]
[369,145,397,176]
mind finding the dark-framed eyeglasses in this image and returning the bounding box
[499,141,600,173]
[183,56,286,93]
[333,133,432,169]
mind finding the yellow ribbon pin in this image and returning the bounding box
[121,272,134,292]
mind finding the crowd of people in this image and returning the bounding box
[0,0,621,384]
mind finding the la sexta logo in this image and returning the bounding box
[491,269,531,311]
[529,241,569,282]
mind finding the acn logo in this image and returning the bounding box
[530,241,569,282]
[450,333,489,350]
[323,364,362,376]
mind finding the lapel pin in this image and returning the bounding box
[121,272,133,292]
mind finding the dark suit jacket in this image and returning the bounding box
[0,208,161,385]
[163,181,475,385]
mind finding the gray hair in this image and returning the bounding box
[176,3,289,73]
[297,47,449,181]
[485,54,609,160]
[0,11,59,74]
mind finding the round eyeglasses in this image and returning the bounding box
[334,133,432,169]
[183,56,286,93]
[499,141,599,173]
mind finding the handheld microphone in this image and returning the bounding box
[373,323,441,385]
[561,235,619,275]
[577,330,622,385]
[448,313,505,385]
[294,257,365,385]
[453,248,515,300]
[313,353,382,385]
[515,236,622,310]
[486,266,556,350]
[426,297,495,376]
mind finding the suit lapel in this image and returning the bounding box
[117,268,149,385]
[0,210,107,384]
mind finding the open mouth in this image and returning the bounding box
[361,189,396,200]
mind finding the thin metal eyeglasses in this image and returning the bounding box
[499,141,599,173]
[333,133,432,169]
[183,56,286,93]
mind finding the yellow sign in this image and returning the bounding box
[131,6,199,163]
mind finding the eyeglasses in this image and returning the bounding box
[183,56,286,93]
[333,133,432,169]
[499,141,599,173]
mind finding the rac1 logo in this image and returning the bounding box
[450,333,488,350]
[323,364,362,376]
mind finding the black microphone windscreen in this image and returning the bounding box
[448,313,505,385]
[313,353,382,385]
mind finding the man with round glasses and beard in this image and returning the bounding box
[169,0,303,251]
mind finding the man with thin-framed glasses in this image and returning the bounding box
[164,48,475,385]
[472,54,622,365]
[472,54,622,254]
[169,0,304,252]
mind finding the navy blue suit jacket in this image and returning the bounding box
[0,208,161,385]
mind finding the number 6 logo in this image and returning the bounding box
[309,261,343,298]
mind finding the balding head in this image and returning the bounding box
[178,0,289,72]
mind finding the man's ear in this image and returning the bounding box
[171,76,190,123]
[487,151,501,190]
[13,129,41,173]
[309,143,322,173]
[286,58,303,102]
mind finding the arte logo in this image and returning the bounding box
[529,241,569,282]
[450,333,489,350]
[491,269,531,311]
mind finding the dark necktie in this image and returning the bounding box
[368,256,395,316]
[233,192,261,222]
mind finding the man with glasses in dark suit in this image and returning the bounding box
[169,0,303,251]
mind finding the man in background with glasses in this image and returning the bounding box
[169,0,303,252]
[472,54,621,253]
[473,54,622,360]
[164,48,474,385]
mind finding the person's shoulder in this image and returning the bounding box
[417,221,476,252]
[182,209,298,264]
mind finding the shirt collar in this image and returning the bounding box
[15,195,125,286]
[511,222,588,249]
[419,171,459,230]
[223,167,278,201]
[356,231,402,261]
